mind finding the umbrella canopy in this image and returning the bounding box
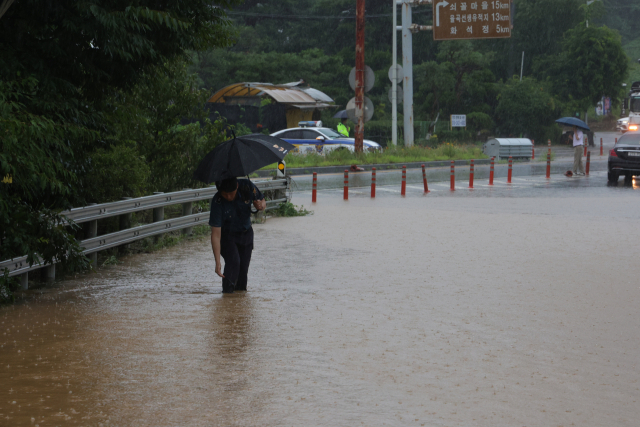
[555,117,590,131]
[333,110,348,119]
[194,134,295,184]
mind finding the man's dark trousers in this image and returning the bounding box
[220,229,254,291]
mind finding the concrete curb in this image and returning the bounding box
[255,159,496,178]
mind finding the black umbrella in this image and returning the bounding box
[194,133,295,184]
[333,110,349,119]
[555,117,590,131]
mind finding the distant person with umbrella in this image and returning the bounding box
[556,117,590,177]
[334,110,350,137]
[571,125,586,176]
[194,133,294,293]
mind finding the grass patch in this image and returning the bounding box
[263,144,486,169]
[272,202,313,217]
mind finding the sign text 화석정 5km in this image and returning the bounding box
[433,0,512,41]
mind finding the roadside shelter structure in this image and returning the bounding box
[207,80,335,131]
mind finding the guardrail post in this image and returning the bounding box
[119,197,133,252]
[153,192,165,243]
[181,190,194,236]
[20,272,28,290]
[44,264,55,283]
[87,203,98,267]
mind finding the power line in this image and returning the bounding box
[226,9,432,20]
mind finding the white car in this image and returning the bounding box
[271,122,381,155]
[617,117,629,133]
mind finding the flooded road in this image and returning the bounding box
[2,172,640,426]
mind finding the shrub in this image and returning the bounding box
[84,144,150,203]
[495,77,560,143]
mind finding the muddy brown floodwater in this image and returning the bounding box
[1,181,639,426]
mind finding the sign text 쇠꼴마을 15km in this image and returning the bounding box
[433,0,512,41]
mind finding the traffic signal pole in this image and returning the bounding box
[355,0,365,153]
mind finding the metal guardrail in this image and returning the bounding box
[62,179,288,224]
[1,179,290,278]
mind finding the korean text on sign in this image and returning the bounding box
[451,115,467,128]
[433,0,512,41]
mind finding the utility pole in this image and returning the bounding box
[355,0,365,153]
[391,0,398,146]
[396,0,432,147]
[401,1,414,146]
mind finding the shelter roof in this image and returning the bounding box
[208,81,334,108]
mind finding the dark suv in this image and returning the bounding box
[608,132,640,183]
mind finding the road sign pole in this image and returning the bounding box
[355,0,365,153]
[391,0,398,146]
[401,1,414,147]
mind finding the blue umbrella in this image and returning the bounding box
[555,117,590,131]
[333,110,348,119]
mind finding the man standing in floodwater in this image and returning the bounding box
[209,177,266,293]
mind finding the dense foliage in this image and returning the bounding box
[0,0,240,298]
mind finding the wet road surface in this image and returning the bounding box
[2,170,639,426]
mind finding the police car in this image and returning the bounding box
[271,121,381,155]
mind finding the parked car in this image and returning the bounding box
[271,121,381,155]
[617,117,629,133]
[608,131,640,183]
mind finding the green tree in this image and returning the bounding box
[0,1,239,295]
[414,41,496,120]
[544,24,628,112]
[495,76,560,142]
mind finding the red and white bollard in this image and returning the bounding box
[422,164,429,193]
[401,165,406,196]
[469,159,475,188]
[584,137,588,156]
[507,156,513,183]
[312,172,317,203]
[586,151,591,176]
[548,139,551,156]
[371,167,376,198]
[450,161,455,191]
[546,152,551,179]
[615,137,618,144]
[531,139,535,160]
[489,157,495,185]
[343,169,349,201]
[600,138,603,156]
